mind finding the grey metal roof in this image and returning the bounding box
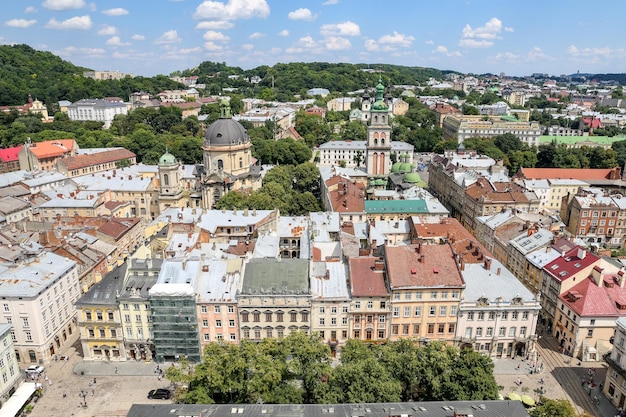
[126,401,530,417]
[76,263,126,306]
[241,258,309,296]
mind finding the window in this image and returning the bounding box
[438,324,445,334]
[99,328,106,338]
[587,329,594,338]
[228,305,234,313]
[85,311,92,320]
[204,333,210,341]
[253,312,260,322]
[108,311,114,320]
[355,301,361,309]
[520,326,527,337]
[448,323,455,333]
[22,318,29,327]
[265,312,272,322]
[201,306,207,313]
[441,291,448,299]
[403,325,410,335]
[342,306,349,313]
[450,306,457,316]
[216,320,222,328]
[429,307,436,317]
[276,312,284,322]
[476,327,483,337]
[214,306,221,313]
[512,311,519,320]
[241,312,249,322]
[431,291,437,299]
[486,327,493,337]
[25,331,32,341]
[124,314,130,323]
[467,312,474,320]
[414,306,422,317]
[135,315,141,323]
[509,327,516,337]
[428,324,435,334]
[522,311,529,320]
[477,312,485,320]
[465,327,472,338]
[301,312,308,322]
[290,312,297,322]
[393,307,399,317]
[501,311,508,320]
[405,292,412,300]
[230,333,236,341]
[202,320,208,327]
[2,304,8,312]
[393,293,400,300]
[403,307,411,317]
[499,327,506,337]
[392,325,399,335]
[342,317,348,325]
[488,311,495,320]
[331,307,337,313]
[452,291,459,299]
[367,301,374,309]
[331,317,337,325]
[229,320,235,327]
[319,317,325,325]
[319,307,325,314]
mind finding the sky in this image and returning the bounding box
[2,0,625,78]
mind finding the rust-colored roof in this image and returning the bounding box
[28,139,75,159]
[349,256,389,297]
[0,145,22,162]
[385,244,464,289]
[326,176,365,212]
[60,149,136,170]
[465,178,529,203]
[518,167,621,181]
[544,246,599,282]
[560,275,626,317]
[97,217,141,241]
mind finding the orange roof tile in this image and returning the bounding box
[385,244,465,289]
[28,140,75,159]
[518,167,621,181]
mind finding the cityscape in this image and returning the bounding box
[2,2,626,417]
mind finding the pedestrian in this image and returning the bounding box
[517,364,520,369]
[582,378,586,386]
[93,377,96,384]
[48,380,52,386]
[91,389,94,396]
[115,367,118,374]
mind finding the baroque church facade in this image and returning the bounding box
[157,99,262,211]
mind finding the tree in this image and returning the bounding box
[444,348,499,400]
[493,133,524,154]
[530,398,576,417]
[340,120,366,141]
[462,104,479,115]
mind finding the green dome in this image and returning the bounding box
[159,151,177,166]
[397,163,413,173]
[405,173,421,183]
[372,77,388,111]
[391,162,402,173]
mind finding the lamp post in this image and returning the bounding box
[79,389,88,407]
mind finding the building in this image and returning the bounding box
[126,401,531,417]
[604,316,626,409]
[0,252,79,365]
[442,115,541,147]
[515,167,625,191]
[506,227,554,290]
[76,264,126,361]
[149,257,202,362]
[554,257,624,360]
[238,258,311,341]
[0,95,49,120]
[18,139,78,172]
[67,99,128,129]
[317,140,414,171]
[83,70,132,80]
[348,256,391,343]
[56,148,137,178]
[385,243,464,343]
[200,100,263,209]
[0,323,20,401]
[457,258,540,358]
[0,146,22,173]
[118,257,163,361]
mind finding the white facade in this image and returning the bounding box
[67,99,128,129]
[0,253,80,365]
[0,324,20,401]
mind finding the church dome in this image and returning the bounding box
[203,99,250,147]
[159,151,177,166]
[405,173,421,183]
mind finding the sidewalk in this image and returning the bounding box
[73,360,172,377]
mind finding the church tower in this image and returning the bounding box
[157,149,185,211]
[365,78,392,176]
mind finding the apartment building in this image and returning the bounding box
[67,99,128,129]
[442,115,541,147]
[385,243,464,343]
[348,257,391,343]
[0,324,20,401]
[604,317,626,409]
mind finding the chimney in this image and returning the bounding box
[420,254,425,264]
[416,242,421,254]
[374,259,385,271]
[484,258,492,271]
[577,247,586,259]
[619,270,625,288]
[146,257,153,269]
[325,269,330,280]
[459,257,465,271]
[497,267,501,276]
[591,265,603,286]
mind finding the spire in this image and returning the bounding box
[219,99,232,118]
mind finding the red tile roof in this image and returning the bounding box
[543,246,599,282]
[349,256,389,297]
[326,176,365,212]
[60,149,136,170]
[560,275,626,317]
[412,218,494,262]
[518,167,621,181]
[97,217,141,240]
[0,145,22,162]
[385,244,464,289]
[28,140,76,159]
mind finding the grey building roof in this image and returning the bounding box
[241,258,309,296]
[126,401,530,417]
[69,98,127,108]
[461,259,537,303]
[76,263,126,306]
[0,252,76,298]
[508,228,554,256]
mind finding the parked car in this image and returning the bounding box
[148,389,171,400]
[25,365,45,377]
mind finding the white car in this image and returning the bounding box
[25,365,45,377]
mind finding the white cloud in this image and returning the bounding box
[155,30,181,44]
[320,21,360,37]
[249,32,264,39]
[288,8,316,21]
[106,36,130,46]
[97,25,117,35]
[195,21,234,30]
[379,31,414,47]
[25,6,37,13]
[504,27,514,32]
[526,47,554,61]
[325,36,350,50]
[58,46,105,56]
[204,41,223,51]
[567,45,579,55]
[88,2,96,11]
[278,29,289,37]
[567,45,621,59]
[494,51,520,62]
[364,39,379,52]
[45,15,92,30]
[270,47,281,54]
[131,34,145,41]
[459,17,503,48]
[42,0,85,10]
[322,0,339,4]
[194,0,270,21]
[102,8,128,16]
[203,30,230,41]
[424,40,434,45]
[5,19,37,28]
[432,45,448,54]
[241,44,254,50]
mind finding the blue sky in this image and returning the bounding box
[2,0,624,77]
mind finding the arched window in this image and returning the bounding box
[163,174,169,186]
[217,159,224,170]
[239,157,243,168]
